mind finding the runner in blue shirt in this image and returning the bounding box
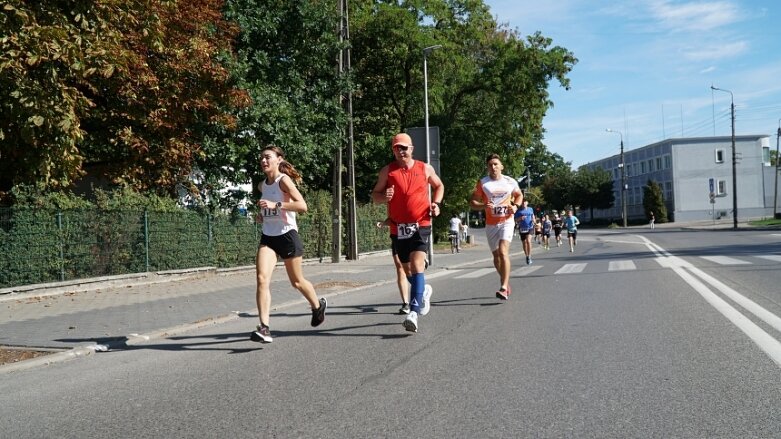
[564,209,580,253]
[514,199,536,265]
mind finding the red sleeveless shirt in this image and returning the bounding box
[386,160,431,235]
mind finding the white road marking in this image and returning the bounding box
[608,260,637,271]
[638,235,781,368]
[700,256,751,265]
[756,255,781,263]
[555,263,587,274]
[454,268,495,279]
[427,270,458,280]
[511,266,542,276]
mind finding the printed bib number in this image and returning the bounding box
[519,228,530,233]
[491,205,510,217]
[262,207,280,217]
[397,222,419,239]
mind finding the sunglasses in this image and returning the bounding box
[394,145,411,152]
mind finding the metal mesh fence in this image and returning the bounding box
[0,203,392,288]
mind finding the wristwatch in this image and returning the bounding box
[276,201,282,209]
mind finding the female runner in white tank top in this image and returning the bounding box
[250,145,326,343]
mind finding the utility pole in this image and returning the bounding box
[774,119,780,219]
[423,44,441,266]
[340,0,358,260]
[606,129,627,227]
[711,86,738,229]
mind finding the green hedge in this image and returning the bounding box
[0,194,391,288]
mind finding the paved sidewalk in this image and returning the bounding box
[0,240,492,372]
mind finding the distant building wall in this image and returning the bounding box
[582,135,771,223]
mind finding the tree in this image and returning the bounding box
[349,0,577,209]
[643,180,668,223]
[541,166,575,212]
[1,1,246,196]
[221,0,345,194]
[572,166,614,221]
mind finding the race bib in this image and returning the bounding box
[519,228,530,233]
[262,207,280,217]
[397,222,419,239]
[490,205,510,217]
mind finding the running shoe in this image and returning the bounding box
[420,284,433,316]
[525,256,530,265]
[311,298,327,327]
[496,288,508,300]
[399,302,411,315]
[250,324,273,343]
[403,311,418,332]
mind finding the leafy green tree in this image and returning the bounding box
[349,0,577,209]
[643,179,668,223]
[541,166,575,212]
[221,0,346,194]
[571,166,614,221]
[1,1,246,196]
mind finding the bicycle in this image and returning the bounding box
[448,231,460,253]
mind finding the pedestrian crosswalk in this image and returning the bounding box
[450,254,781,280]
[700,256,751,265]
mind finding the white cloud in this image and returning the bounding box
[681,40,748,61]
[647,0,742,32]
[700,66,717,74]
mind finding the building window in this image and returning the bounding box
[717,179,727,195]
[763,146,771,166]
[648,159,654,172]
[641,161,646,174]
[656,157,662,170]
[715,149,725,164]
[664,155,671,169]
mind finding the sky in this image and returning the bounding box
[484,0,781,168]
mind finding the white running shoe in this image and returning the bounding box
[419,284,433,316]
[403,311,418,332]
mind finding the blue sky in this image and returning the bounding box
[484,0,781,168]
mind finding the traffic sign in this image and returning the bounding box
[708,178,715,193]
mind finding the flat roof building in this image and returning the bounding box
[581,135,775,223]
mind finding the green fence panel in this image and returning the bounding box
[0,198,395,288]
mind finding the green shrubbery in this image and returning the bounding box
[0,187,390,288]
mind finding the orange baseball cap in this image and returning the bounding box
[391,133,413,148]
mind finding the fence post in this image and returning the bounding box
[57,211,65,281]
[144,209,149,272]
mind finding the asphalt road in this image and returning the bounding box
[2,228,780,438]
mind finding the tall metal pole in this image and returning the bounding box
[423,44,441,265]
[331,0,344,263]
[606,129,627,227]
[711,86,738,229]
[342,0,358,260]
[774,119,780,219]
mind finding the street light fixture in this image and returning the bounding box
[711,85,738,229]
[423,44,441,264]
[606,128,628,227]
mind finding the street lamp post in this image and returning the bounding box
[423,44,441,264]
[774,118,781,219]
[711,86,738,229]
[606,129,627,227]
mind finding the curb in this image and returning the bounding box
[0,270,401,374]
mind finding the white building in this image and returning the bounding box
[582,135,777,223]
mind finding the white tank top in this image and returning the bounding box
[260,174,297,236]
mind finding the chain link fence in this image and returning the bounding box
[0,202,391,288]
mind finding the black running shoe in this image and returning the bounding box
[250,324,273,343]
[311,298,327,327]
